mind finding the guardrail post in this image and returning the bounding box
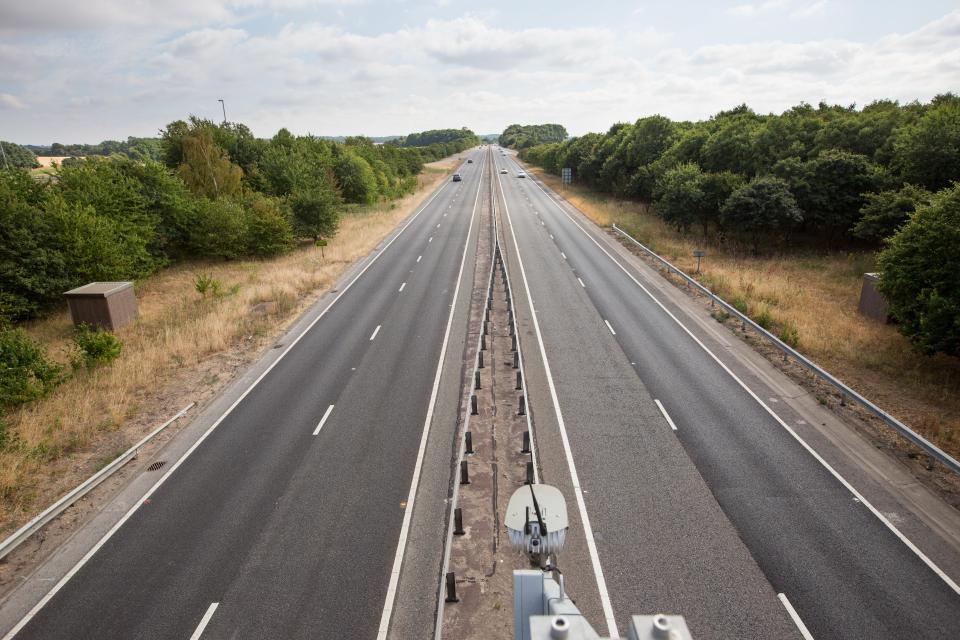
[518,395,526,416]
[516,371,523,390]
[513,351,519,369]
[465,431,474,454]
[454,508,465,535]
[471,394,478,415]
[478,351,484,369]
[460,460,471,485]
[521,431,531,454]
[475,371,481,390]
[525,461,534,485]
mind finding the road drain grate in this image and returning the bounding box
[147,461,166,471]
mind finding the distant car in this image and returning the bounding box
[500,168,508,174]
[467,159,473,163]
[516,172,526,178]
[452,173,462,182]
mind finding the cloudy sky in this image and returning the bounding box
[1,0,958,144]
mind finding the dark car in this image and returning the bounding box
[452,173,462,182]
[467,159,473,163]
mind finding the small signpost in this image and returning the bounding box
[561,167,572,185]
[693,249,706,273]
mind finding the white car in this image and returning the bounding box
[500,168,508,174]
[516,172,526,178]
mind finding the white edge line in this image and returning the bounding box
[577,277,585,288]
[777,593,815,640]
[497,166,620,637]
[398,282,406,293]
[188,602,219,640]
[604,319,616,335]
[369,324,382,341]
[654,399,678,432]
[313,405,335,436]
[417,255,422,263]
[1,162,455,640]
[561,252,567,260]
[375,152,485,640]
[524,165,960,597]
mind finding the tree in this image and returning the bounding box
[721,177,803,252]
[654,163,704,232]
[177,129,243,199]
[289,180,341,239]
[0,142,39,169]
[892,94,960,191]
[877,184,960,356]
[334,150,377,204]
[853,184,931,242]
[243,194,294,257]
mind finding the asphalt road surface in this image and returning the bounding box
[6,150,485,640]
[494,151,960,639]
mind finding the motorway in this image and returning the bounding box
[4,150,486,639]
[4,145,960,640]
[493,149,960,639]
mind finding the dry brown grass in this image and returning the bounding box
[0,158,456,524]
[529,166,960,458]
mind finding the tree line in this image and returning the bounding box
[516,96,960,356]
[1,118,477,322]
[499,124,568,150]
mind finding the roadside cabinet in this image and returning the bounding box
[858,273,889,323]
[64,281,138,331]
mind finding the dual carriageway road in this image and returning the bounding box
[1,146,959,639]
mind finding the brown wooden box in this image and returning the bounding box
[64,282,137,331]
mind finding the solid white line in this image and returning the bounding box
[524,166,960,597]
[369,325,381,341]
[398,282,406,293]
[0,153,457,640]
[561,252,567,260]
[777,593,815,640]
[604,319,616,335]
[577,277,585,288]
[313,405,335,436]
[376,153,485,640]
[417,255,422,263]
[654,399,678,432]
[189,602,219,640]
[496,169,620,637]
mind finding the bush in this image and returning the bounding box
[72,325,122,369]
[244,195,294,257]
[878,184,960,356]
[187,198,248,259]
[0,324,62,408]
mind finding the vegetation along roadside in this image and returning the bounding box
[0,121,476,532]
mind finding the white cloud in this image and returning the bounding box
[0,6,958,142]
[727,0,788,18]
[0,93,27,110]
[790,0,828,19]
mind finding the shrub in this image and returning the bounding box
[0,324,62,408]
[778,323,800,347]
[753,308,774,330]
[244,195,294,257]
[731,296,749,314]
[72,325,123,369]
[878,184,960,356]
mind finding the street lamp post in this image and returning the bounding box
[218,99,227,124]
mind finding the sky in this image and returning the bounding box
[1,0,958,144]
